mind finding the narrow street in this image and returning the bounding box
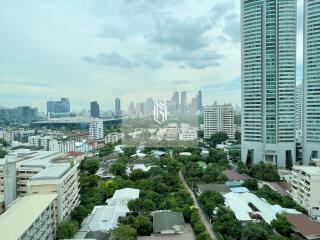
[179,172,217,240]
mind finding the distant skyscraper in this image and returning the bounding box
[115,98,121,117]
[47,98,70,116]
[295,83,303,142]
[128,102,136,116]
[197,90,202,113]
[145,97,154,116]
[171,91,179,113]
[180,91,187,114]
[303,0,320,164]
[90,101,100,118]
[204,103,235,140]
[241,0,296,167]
[0,106,38,124]
[136,103,145,117]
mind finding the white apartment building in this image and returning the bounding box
[241,0,296,167]
[28,135,53,150]
[204,103,235,140]
[105,132,124,144]
[179,123,197,141]
[0,194,57,240]
[75,140,94,152]
[291,166,320,214]
[27,162,80,223]
[89,119,104,140]
[165,123,178,140]
[303,0,320,165]
[49,139,76,153]
[0,149,80,222]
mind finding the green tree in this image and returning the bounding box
[56,221,78,239]
[243,178,258,191]
[134,215,152,236]
[0,149,7,158]
[196,232,211,240]
[271,214,292,237]
[213,207,242,239]
[207,132,228,147]
[111,224,137,240]
[110,161,127,176]
[99,144,114,157]
[234,130,241,144]
[80,157,100,174]
[241,222,272,240]
[70,205,90,224]
[237,161,248,174]
[0,139,9,147]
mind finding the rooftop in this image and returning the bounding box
[107,188,140,204]
[223,169,248,181]
[292,166,320,175]
[224,192,300,224]
[0,194,57,240]
[286,214,320,238]
[153,211,185,234]
[30,163,70,180]
[197,184,230,194]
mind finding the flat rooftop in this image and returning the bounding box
[293,166,320,175]
[0,194,57,240]
[30,163,70,180]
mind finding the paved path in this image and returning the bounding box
[179,172,217,240]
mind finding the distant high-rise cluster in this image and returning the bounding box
[126,90,202,118]
[204,103,235,140]
[0,106,38,124]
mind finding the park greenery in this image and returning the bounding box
[99,144,115,157]
[206,131,229,147]
[56,221,79,239]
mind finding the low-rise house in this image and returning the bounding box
[286,214,320,240]
[153,211,185,235]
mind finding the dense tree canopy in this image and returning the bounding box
[56,221,78,239]
[207,132,228,147]
[79,157,100,174]
[0,149,7,158]
[248,162,280,181]
[111,224,137,240]
[99,144,114,157]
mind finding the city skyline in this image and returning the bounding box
[0,0,304,111]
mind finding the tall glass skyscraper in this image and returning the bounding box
[241,0,297,167]
[303,0,320,164]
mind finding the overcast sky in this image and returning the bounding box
[0,0,303,112]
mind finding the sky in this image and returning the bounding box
[0,0,303,112]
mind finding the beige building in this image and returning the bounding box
[0,149,80,222]
[27,162,80,223]
[291,166,320,214]
[0,194,57,240]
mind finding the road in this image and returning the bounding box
[179,172,217,240]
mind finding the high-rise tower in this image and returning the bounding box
[303,0,320,164]
[241,0,297,167]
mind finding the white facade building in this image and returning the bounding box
[303,0,320,165]
[28,135,53,151]
[49,139,76,153]
[296,83,303,142]
[105,132,124,144]
[291,166,320,214]
[241,0,297,167]
[179,123,197,141]
[89,119,104,140]
[204,103,235,140]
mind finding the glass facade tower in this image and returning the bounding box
[241,0,297,167]
[303,0,320,164]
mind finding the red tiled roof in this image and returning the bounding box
[222,169,249,181]
[286,214,320,237]
[67,151,84,157]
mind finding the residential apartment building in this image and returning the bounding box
[303,0,320,164]
[27,162,80,223]
[0,194,57,240]
[178,123,198,141]
[204,103,235,140]
[291,166,320,214]
[49,139,76,153]
[241,0,297,167]
[89,119,104,140]
[105,132,124,144]
[28,135,53,151]
[0,149,80,222]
